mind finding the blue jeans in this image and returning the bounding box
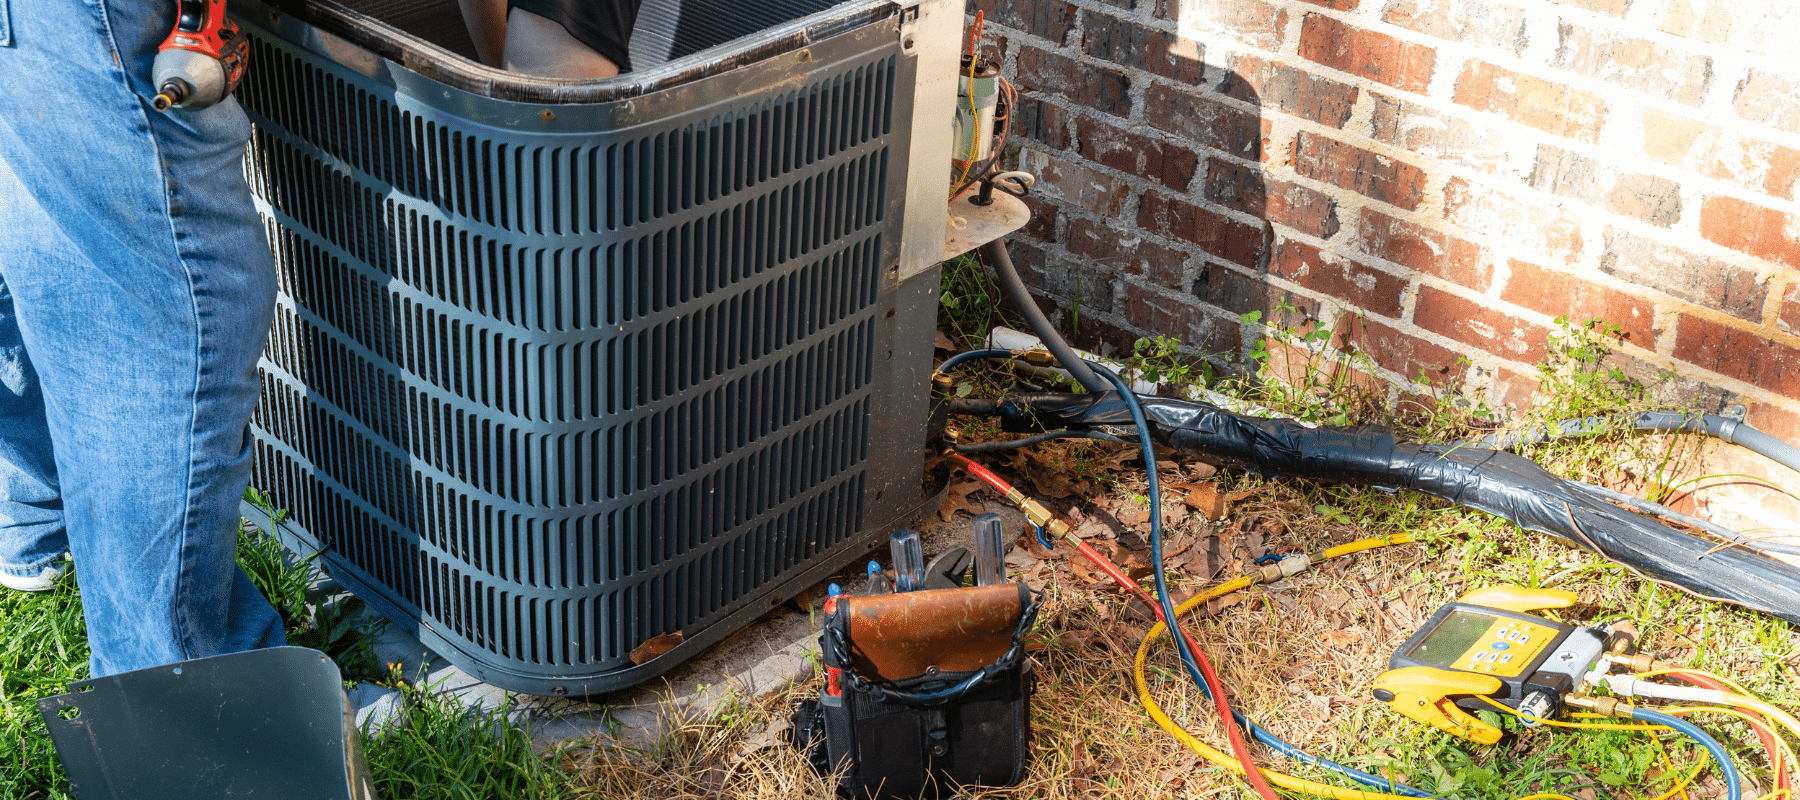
[0,0,285,676]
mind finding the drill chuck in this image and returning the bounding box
[150,5,248,113]
[152,79,192,112]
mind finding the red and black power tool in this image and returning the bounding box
[150,0,250,112]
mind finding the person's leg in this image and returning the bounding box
[0,273,66,591]
[502,7,624,79]
[0,0,285,676]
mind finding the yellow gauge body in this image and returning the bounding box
[1372,586,1590,744]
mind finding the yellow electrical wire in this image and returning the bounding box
[948,31,982,201]
[1719,694,1800,745]
[1567,705,1794,780]
[1647,764,1708,800]
[1624,668,1800,744]
[1644,721,1697,800]
[1482,698,1723,800]
[1631,668,1799,792]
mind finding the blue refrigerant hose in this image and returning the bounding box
[1081,358,1438,798]
[945,350,1435,796]
[937,347,1014,373]
[1630,706,1742,800]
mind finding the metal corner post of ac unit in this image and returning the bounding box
[893,0,956,283]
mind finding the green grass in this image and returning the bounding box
[365,675,572,799]
[0,568,85,800]
[0,525,569,800]
[939,252,1010,348]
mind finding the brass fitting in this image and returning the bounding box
[1254,555,1312,584]
[1018,495,1072,542]
[1615,652,1660,674]
[1564,694,1633,718]
[931,372,955,391]
[1018,349,1060,367]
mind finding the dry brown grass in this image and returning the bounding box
[547,469,1545,799]
[548,436,1795,800]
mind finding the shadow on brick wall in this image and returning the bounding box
[965,0,1294,379]
[972,0,1454,401]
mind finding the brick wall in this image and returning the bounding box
[969,0,1800,529]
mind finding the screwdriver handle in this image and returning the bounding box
[890,529,925,592]
[972,513,1006,586]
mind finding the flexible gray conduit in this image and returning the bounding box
[1632,411,1800,475]
[1004,391,1800,623]
[1476,411,1800,476]
[978,239,1109,395]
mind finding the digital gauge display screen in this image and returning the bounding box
[1404,610,1496,668]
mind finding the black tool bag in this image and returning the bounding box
[795,582,1041,799]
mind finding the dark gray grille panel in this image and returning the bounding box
[235,6,915,693]
[245,37,894,236]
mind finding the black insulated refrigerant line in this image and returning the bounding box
[969,234,1800,622]
[993,391,1800,625]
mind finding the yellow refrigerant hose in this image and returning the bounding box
[1132,534,1430,800]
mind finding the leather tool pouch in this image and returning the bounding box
[801,582,1041,799]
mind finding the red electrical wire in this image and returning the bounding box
[949,453,1282,800]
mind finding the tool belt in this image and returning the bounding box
[798,581,1041,799]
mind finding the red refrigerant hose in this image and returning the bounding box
[948,452,1282,800]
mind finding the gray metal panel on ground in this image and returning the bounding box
[37,647,373,800]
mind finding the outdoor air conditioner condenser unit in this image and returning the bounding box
[235,0,958,696]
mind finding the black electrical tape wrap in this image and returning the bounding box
[1006,392,1800,625]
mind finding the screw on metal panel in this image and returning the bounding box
[552,685,569,696]
[902,34,915,50]
[798,49,812,62]
[540,110,555,121]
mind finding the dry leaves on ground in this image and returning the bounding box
[940,480,988,521]
[628,631,685,665]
